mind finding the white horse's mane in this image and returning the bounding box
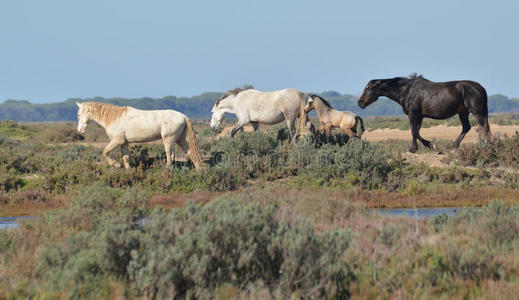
[82,102,128,126]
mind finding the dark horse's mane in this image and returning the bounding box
[216,85,254,105]
[310,94,333,108]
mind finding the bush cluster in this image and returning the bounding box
[3,121,519,199]
[204,132,399,190]
[450,133,519,168]
[2,188,519,298]
[32,186,355,299]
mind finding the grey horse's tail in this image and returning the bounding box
[355,116,365,137]
[295,92,309,138]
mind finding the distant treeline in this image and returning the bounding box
[1,91,518,122]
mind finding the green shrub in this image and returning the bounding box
[0,165,24,192]
[294,139,396,189]
[449,133,519,168]
[414,247,452,291]
[0,121,34,139]
[34,190,355,299]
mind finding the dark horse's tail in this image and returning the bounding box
[461,82,491,141]
[482,90,491,139]
[475,84,492,140]
[355,116,365,137]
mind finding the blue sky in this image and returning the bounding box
[1,0,518,103]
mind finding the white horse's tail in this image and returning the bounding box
[295,93,308,138]
[184,117,205,170]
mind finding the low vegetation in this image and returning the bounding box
[1,187,519,298]
[1,120,519,212]
[2,119,519,298]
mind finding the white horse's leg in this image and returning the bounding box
[176,133,192,168]
[230,120,249,138]
[103,139,123,168]
[163,137,175,168]
[284,113,297,142]
[176,136,189,154]
[121,142,130,169]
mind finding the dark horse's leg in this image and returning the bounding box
[409,114,434,152]
[408,114,419,153]
[453,111,471,148]
[416,118,435,149]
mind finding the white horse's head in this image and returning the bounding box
[210,100,227,131]
[210,85,254,130]
[76,102,90,134]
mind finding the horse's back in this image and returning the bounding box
[237,88,303,111]
[234,88,304,125]
[112,107,187,142]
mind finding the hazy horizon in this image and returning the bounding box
[1,0,518,103]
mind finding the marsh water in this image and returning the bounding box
[0,208,464,230]
[0,216,33,230]
[376,207,463,219]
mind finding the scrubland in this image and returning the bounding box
[1,118,519,298]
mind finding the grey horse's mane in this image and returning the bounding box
[309,94,333,108]
[216,85,254,105]
[408,73,424,80]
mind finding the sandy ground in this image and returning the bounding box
[216,125,260,139]
[363,123,519,143]
[215,123,519,143]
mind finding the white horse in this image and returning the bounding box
[76,102,204,169]
[210,86,308,141]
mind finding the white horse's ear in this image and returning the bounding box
[76,102,82,108]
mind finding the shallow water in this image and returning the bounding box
[376,207,463,219]
[0,208,463,229]
[0,216,33,230]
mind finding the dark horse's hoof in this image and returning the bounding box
[408,147,418,153]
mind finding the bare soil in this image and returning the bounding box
[363,123,519,143]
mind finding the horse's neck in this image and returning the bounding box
[87,115,106,129]
[219,97,236,113]
[87,103,129,129]
[381,83,411,105]
[315,100,332,117]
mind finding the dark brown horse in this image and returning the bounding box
[358,74,491,152]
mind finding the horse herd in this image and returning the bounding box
[76,74,492,169]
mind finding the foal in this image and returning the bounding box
[304,95,365,142]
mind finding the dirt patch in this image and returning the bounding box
[216,125,258,139]
[400,152,450,168]
[363,123,519,143]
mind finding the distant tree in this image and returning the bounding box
[1,92,518,122]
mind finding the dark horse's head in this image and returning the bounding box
[358,75,420,108]
[358,79,385,108]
